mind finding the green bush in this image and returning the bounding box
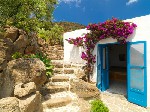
[12,52,23,59]
[12,52,53,77]
[29,53,53,77]
[0,0,57,32]
[37,24,64,45]
[91,100,109,112]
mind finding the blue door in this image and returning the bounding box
[97,44,109,91]
[97,45,102,90]
[127,41,147,107]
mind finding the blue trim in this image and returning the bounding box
[96,44,102,90]
[127,42,130,98]
[130,66,146,69]
[97,42,120,46]
[144,41,147,107]
[130,88,144,94]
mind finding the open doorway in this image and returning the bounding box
[106,44,127,96]
[97,41,147,107]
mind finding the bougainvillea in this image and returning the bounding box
[66,18,137,82]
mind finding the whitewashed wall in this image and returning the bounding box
[64,29,90,64]
[63,14,150,107]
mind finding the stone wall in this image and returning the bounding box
[0,27,45,111]
[39,41,64,60]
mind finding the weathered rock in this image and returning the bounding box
[0,72,4,98]
[0,36,14,71]
[70,79,101,100]
[0,71,14,98]
[14,82,36,98]
[5,27,19,42]
[0,97,20,112]
[18,29,27,35]
[75,68,86,79]
[14,35,29,54]
[19,91,43,112]
[37,38,46,46]
[6,58,46,87]
[25,46,35,54]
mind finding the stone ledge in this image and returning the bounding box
[42,97,72,108]
[51,76,69,82]
[46,85,69,93]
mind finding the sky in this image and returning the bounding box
[53,0,150,25]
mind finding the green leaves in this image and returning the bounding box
[12,52,23,59]
[29,53,54,77]
[91,100,109,112]
[37,24,64,45]
[0,0,57,32]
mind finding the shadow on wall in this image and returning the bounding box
[70,46,85,64]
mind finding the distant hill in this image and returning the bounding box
[54,22,86,33]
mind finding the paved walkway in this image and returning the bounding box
[101,92,150,112]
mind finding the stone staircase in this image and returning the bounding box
[42,75,72,109]
[42,70,80,111]
[42,45,77,112]
[41,45,85,112]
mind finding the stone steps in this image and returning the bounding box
[64,68,74,74]
[46,85,69,93]
[54,74,77,79]
[51,76,69,82]
[51,60,64,68]
[53,68,63,74]
[53,67,75,74]
[46,82,70,87]
[42,96,72,108]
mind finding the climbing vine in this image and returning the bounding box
[66,18,137,82]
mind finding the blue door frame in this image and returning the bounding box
[97,41,147,107]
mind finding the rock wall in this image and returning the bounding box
[0,27,45,111]
[0,26,40,72]
[1,58,47,98]
[39,42,64,60]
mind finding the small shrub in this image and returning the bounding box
[37,24,64,45]
[12,52,53,77]
[91,100,109,112]
[29,53,53,77]
[12,52,22,59]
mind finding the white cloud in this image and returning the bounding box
[58,0,81,7]
[126,0,138,5]
[58,0,81,4]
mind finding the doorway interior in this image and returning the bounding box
[106,44,127,96]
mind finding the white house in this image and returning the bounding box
[63,15,150,107]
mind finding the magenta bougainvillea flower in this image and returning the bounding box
[81,52,87,60]
[66,18,137,79]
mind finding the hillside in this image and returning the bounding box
[54,21,86,33]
